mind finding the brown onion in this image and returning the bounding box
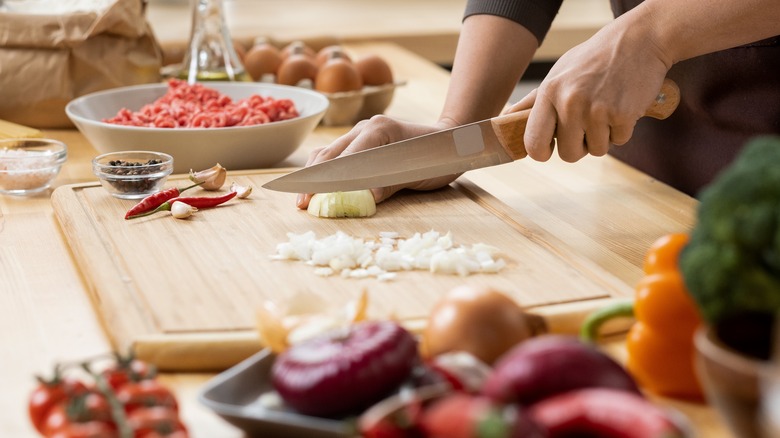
[422,285,546,365]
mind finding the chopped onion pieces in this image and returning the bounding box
[271,230,506,280]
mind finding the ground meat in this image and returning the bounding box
[103,79,300,128]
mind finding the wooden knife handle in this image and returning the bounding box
[645,78,680,120]
[490,78,681,160]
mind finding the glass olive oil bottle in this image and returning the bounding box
[179,0,251,82]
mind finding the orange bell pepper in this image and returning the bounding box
[581,233,704,400]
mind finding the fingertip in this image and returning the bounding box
[524,132,554,162]
[296,193,310,209]
[524,99,557,162]
[371,188,387,203]
[610,124,635,146]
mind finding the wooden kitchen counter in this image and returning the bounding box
[0,42,730,437]
[146,0,613,66]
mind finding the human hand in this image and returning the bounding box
[512,15,672,162]
[296,116,462,209]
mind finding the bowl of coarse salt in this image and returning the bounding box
[0,138,68,196]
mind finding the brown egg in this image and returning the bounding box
[315,45,352,67]
[356,54,393,86]
[277,52,318,86]
[422,284,545,365]
[315,53,363,93]
[280,41,316,60]
[244,41,282,81]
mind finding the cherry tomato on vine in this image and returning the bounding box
[115,379,178,414]
[46,421,119,438]
[28,375,90,434]
[43,391,114,436]
[101,356,156,391]
[128,406,188,438]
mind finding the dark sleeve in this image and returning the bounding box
[464,0,564,44]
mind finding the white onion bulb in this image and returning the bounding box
[307,190,376,218]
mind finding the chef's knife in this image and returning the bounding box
[263,78,680,194]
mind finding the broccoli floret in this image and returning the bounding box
[680,135,780,325]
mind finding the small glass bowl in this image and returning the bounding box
[0,138,68,196]
[92,151,174,199]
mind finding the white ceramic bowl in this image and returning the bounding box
[66,82,329,174]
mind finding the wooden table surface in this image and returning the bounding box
[146,0,613,65]
[0,41,731,437]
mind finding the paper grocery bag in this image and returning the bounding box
[0,0,163,128]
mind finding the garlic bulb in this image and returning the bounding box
[307,190,376,218]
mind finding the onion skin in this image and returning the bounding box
[422,285,545,365]
[481,335,642,405]
[271,320,419,417]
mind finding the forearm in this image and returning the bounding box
[438,14,538,128]
[629,0,780,66]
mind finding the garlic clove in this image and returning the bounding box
[189,163,227,190]
[171,202,197,219]
[230,182,253,199]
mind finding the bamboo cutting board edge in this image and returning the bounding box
[50,169,292,362]
[52,183,163,352]
[124,296,635,372]
[52,171,635,371]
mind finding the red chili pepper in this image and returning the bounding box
[126,191,237,219]
[169,191,238,209]
[124,182,202,220]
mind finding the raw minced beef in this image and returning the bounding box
[103,79,299,128]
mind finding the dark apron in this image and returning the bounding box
[608,0,780,197]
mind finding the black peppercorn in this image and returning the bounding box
[104,159,166,193]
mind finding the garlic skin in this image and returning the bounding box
[230,182,253,199]
[307,190,376,218]
[171,202,197,219]
[189,163,227,190]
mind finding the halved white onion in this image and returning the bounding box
[307,190,376,218]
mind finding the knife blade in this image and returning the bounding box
[263,78,680,194]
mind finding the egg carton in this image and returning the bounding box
[319,80,405,127]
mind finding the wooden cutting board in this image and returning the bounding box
[52,169,634,371]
